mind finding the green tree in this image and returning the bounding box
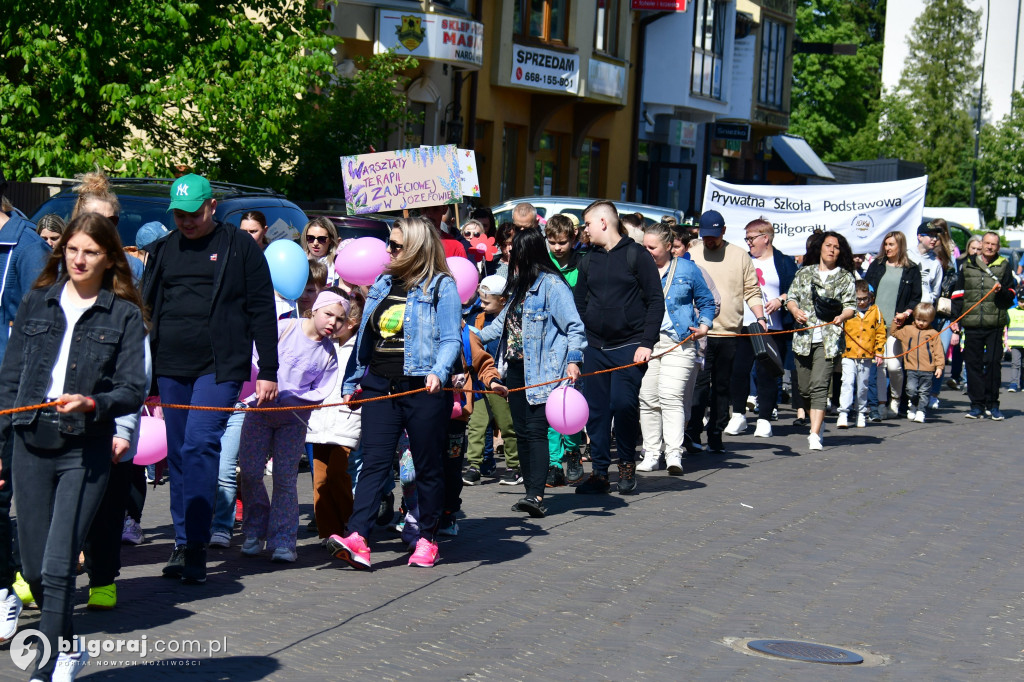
[0,1,334,186]
[290,52,420,201]
[977,91,1024,226]
[788,0,886,161]
[840,0,981,206]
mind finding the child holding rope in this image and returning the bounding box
[893,302,944,423]
[237,291,346,563]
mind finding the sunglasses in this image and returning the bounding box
[306,235,330,245]
[387,239,404,252]
[463,231,482,238]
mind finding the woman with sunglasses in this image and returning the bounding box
[329,216,461,569]
[0,213,147,680]
[301,217,340,287]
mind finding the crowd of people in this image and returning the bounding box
[0,169,1018,681]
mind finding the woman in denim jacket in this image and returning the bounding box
[0,213,147,680]
[476,229,586,518]
[637,223,715,476]
[330,217,461,570]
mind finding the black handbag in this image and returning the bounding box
[745,322,784,376]
[811,285,843,322]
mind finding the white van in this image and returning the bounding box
[491,196,684,227]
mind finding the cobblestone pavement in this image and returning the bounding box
[2,377,1022,681]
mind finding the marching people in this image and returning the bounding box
[329,216,461,570]
[838,280,886,428]
[0,213,147,680]
[475,228,585,517]
[573,200,665,495]
[637,222,714,475]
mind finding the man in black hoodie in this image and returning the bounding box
[574,200,665,494]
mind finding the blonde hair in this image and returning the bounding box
[71,168,119,219]
[388,216,451,291]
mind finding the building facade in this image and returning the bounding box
[329,0,638,207]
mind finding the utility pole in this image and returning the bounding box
[1014,0,1022,114]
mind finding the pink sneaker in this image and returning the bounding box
[327,533,371,570]
[408,537,439,567]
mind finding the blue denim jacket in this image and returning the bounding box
[342,273,461,395]
[0,283,148,436]
[475,272,587,405]
[663,257,716,341]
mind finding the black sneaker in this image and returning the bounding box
[707,433,725,453]
[480,459,497,477]
[512,496,547,518]
[545,465,567,488]
[462,467,482,485]
[575,472,610,494]
[499,468,523,485]
[376,492,395,526]
[180,545,207,585]
[565,447,585,484]
[616,462,637,495]
[161,546,186,579]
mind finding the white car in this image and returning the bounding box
[491,196,684,227]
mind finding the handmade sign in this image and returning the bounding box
[340,146,461,215]
[458,148,480,197]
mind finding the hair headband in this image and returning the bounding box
[313,291,350,316]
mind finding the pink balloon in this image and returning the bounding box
[134,416,167,466]
[451,401,463,419]
[545,386,589,435]
[239,364,258,401]
[446,256,479,304]
[335,237,389,286]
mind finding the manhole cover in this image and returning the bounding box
[747,640,864,665]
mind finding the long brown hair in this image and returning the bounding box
[387,216,451,291]
[876,230,912,268]
[35,213,149,328]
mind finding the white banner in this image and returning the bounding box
[510,43,579,94]
[701,176,928,256]
[375,10,484,69]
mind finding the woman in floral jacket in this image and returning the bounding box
[785,231,857,451]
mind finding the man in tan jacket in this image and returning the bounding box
[685,210,765,453]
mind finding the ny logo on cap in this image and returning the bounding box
[176,183,189,196]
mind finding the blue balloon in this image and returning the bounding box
[265,239,309,300]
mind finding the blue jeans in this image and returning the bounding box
[211,406,246,535]
[158,375,241,547]
[867,363,879,408]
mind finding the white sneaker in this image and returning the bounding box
[913,411,925,423]
[856,413,867,428]
[636,451,661,472]
[52,649,90,682]
[209,530,232,548]
[889,399,900,416]
[929,396,940,410]
[746,395,758,412]
[724,414,748,435]
[907,410,917,422]
[666,455,684,476]
[753,419,773,438]
[271,547,297,563]
[264,459,273,476]
[836,413,849,429]
[0,588,22,643]
[807,433,823,451]
[241,537,265,556]
[121,517,145,545]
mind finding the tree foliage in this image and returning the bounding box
[841,0,981,206]
[788,0,886,162]
[977,91,1024,226]
[0,1,334,186]
[291,52,420,201]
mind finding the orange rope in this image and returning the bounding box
[0,285,1000,416]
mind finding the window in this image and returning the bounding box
[594,0,620,55]
[578,139,602,197]
[533,133,563,196]
[758,19,787,109]
[690,0,727,99]
[514,0,569,43]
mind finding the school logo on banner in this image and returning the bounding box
[396,15,425,51]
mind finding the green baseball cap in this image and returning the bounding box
[168,173,213,212]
